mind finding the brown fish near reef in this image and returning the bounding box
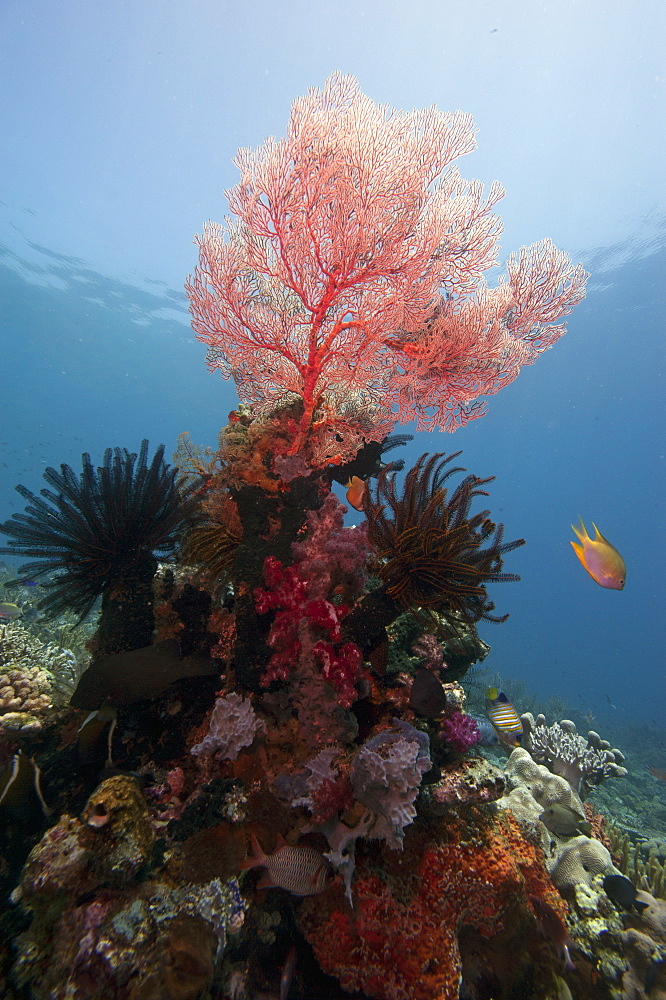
[409,667,447,718]
[368,636,389,676]
[551,975,574,1000]
[530,895,576,971]
[280,944,297,1000]
[602,873,649,913]
[70,639,219,709]
[239,833,334,895]
[0,602,23,621]
[77,703,117,768]
[539,803,592,838]
[649,765,666,782]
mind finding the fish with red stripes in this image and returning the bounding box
[239,833,334,895]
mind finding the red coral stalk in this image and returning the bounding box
[313,640,364,710]
[309,776,355,826]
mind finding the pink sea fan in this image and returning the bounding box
[440,711,481,754]
[187,74,588,459]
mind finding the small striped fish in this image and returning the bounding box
[485,687,523,746]
[239,833,334,895]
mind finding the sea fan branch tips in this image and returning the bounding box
[187,73,587,460]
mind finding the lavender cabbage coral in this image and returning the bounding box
[191,692,266,760]
[351,719,431,850]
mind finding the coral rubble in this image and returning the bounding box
[10,774,245,1000]
[0,621,77,730]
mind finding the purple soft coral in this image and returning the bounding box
[291,492,369,601]
[440,711,481,753]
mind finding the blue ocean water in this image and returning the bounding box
[2,220,663,730]
[0,1,663,760]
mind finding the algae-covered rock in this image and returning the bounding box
[11,769,246,1000]
[83,773,155,884]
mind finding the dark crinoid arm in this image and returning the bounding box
[342,451,525,656]
[0,440,195,653]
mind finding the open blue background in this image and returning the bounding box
[1,0,664,726]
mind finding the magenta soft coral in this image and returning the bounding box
[291,493,369,601]
[440,711,481,753]
[254,555,364,705]
[313,640,364,709]
[254,557,308,684]
[309,775,355,826]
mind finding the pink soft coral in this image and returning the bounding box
[313,640,364,709]
[254,556,365,706]
[291,493,369,601]
[187,74,587,459]
[440,711,481,753]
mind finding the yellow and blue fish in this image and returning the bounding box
[485,687,523,746]
[0,602,24,621]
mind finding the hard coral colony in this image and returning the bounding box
[7,74,657,1000]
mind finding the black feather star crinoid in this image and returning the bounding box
[365,451,525,637]
[0,440,194,652]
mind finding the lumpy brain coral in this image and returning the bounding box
[299,809,563,1000]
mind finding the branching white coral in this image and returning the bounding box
[520,712,627,798]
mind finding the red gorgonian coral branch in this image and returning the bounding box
[187,74,588,459]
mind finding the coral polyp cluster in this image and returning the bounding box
[300,810,567,1000]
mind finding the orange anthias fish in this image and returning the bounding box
[239,833,334,895]
[570,519,626,590]
[345,476,367,512]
